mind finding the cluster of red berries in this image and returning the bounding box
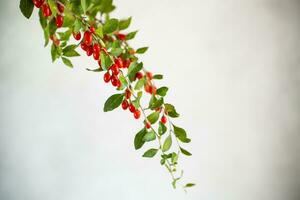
[121,88,141,120]
[32,0,64,28]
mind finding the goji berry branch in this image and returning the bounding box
[19,0,195,190]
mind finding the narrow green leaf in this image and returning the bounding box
[156,87,168,97]
[142,148,158,158]
[48,0,58,16]
[164,103,180,118]
[100,51,113,70]
[136,47,148,54]
[73,19,82,33]
[81,0,87,13]
[180,147,192,156]
[162,135,172,152]
[110,48,123,57]
[158,122,167,136]
[184,183,196,188]
[95,25,103,38]
[134,128,147,150]
[62,57,73,68]
[143,130,156,142]
[149,97,164,110]
[103,93,124,112]
[86,67,103,72]
[119,17,131,30]
[19,0,34,19]
[147,112,160,124]
[153,74,163,80]
[128,62,143,81]
[103,18,119,34]
[62,45,80,57]
[126,31,138,40]
[171,152,178,164]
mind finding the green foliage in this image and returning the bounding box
[119,17,131,30]
[164,103,179,118]
[156,87,168,97]
[103,18,119,34]
[180,147,192,156]
[126,31,138,40]
[19,0,33,19]
[136,47,148,54]
[128,62,143,81]
[134,128,147,150]
[62,57,73,68]
[158,122,167,136]
[143,130,156,142]
[162,135,172,152]
[173,124,191,143]
[103,93,124,112]
[153,74,163,80]
[142,148,158,158]
[147,112,160,124]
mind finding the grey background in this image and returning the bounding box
[1,0,300,199]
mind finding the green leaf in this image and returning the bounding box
[158,122,167,136]
[126,31,138,40]
[119,17,131,30]
[143,130,156,142]
[62,45,80,57]
[73,19,82,33]
[156,87,168,97]
[147,112,160,124]
[164,103,180,118]
[95,25,103,38]
[103,18,119,34]
[38,9,47,28]
[103,93,124,112]
[180,147,192,156]
[100,51,113,70]
[134,128,147,150]
[86,67,103,72]
[134,77,145,90]
[142,148,158,158]
[19,0,34,19]
[48,0,58,16]
[62,57,73,68]
[136,47,148,54]
[51,44,61,62]
[48,18,57,35]
[110,48,123,57]
[149,97,164,110]
[162,135,172,152]
[81,0,87,13]
[58,29,72,41]
[171,152,178,164]
[173,124,191,143]
[128,62,143,81]
[184,183,196,188]
[153,74,163,80]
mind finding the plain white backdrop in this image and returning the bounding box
[0,0,300,200]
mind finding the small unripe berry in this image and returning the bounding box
[110,64,119,75]
[83,31,93,46]
[135,72,143,80]
[42,3,52,17]
[56,2,64,13]
[134,110,141,119]
[73,32,81,40]
[125,88,131,99]
[122,100,129,110]
[104,72,111,83]
[56,15,64,28]
[129,104,136,113]
[161,115,167,124]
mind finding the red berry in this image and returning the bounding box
[104,72,111,83]
[134,110,141,119]
[125,88,131,99]
[150,86,157,94]
[145,121,151,129]
[114,58,123,68]
[146,72,153,80]
[73,32,81,40]
[135,72,143,80]
[56,2,64,13]
[144,84,151,93]
[86,46,93,56]
[129,104,136,113]
[122,100,129,110]
[80,43,88,51]
[93,51,99,60]
[110,64,119,75]
[123,59,130,68]
[89,26,95,33]
[116,33,126,41]
[83,31,93,46]
[161,115,167,124]
[42,3,52,17]
[93,43,101,54]
[111,75,120,87]
[56,15,64,28]
[32,0,44,8]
